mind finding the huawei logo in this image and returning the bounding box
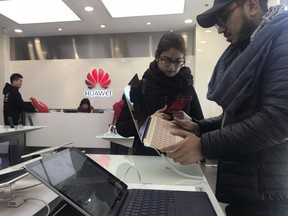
[85,68,111,89]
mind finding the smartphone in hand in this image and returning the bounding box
[165,96,192,114]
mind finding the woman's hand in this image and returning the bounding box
[153,105,172,121]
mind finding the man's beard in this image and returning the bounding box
[236,13,258,44]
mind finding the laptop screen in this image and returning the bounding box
[25,148,127,216]
[124,74,151,142]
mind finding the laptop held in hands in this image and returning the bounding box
[123,74,187,150]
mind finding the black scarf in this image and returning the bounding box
[142,60,193,96]
[207,6,288,113]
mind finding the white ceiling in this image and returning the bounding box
[0,0,214,37]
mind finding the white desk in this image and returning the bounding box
[25,112,113,148]
[0,126,45,137]
[0,174,58,216]
[0,126,45,165]
[88,154,224,216]
[96,132,134,148]
[0,154,225,216]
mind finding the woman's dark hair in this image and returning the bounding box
[80,98,91,107]
[154,32,186,60]
[121,94,125,101]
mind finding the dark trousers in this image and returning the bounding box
[110,142,129,155]
[225,200,288,216]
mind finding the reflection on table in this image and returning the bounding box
[0,153,225,216]
[96,132,134,148]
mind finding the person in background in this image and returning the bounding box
[77,98,94,113]
[161,1,288,215]
[116,32,204,156]
[110,94,129,155]
[3,73,36,125]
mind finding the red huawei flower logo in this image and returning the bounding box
[85,68,111,89]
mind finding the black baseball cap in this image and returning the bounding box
[196,0,235,28]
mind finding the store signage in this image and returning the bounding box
[84,68,112,98]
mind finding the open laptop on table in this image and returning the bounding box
[24,147,217,216]
[124,74,188,150]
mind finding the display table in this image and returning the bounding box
[96,132,134,148]
[0,154,224,215]
[0,125,45,165]
[25,112,114,148]
[0,126,45,137]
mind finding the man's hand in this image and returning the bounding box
[172,117,200,136]
[172,111,191,120]
[161,130,204,165]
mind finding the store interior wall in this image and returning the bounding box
[1,28,228,124]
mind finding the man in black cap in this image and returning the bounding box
[162,0,288,215]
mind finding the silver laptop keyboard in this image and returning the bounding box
[123,189,175,216]
[150,117,182,149]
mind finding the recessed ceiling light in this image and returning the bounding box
[14,29,22,33]
[100,25,106,28]
[0,0,80,24]
[101,0,184,18]
[84,6,94,12]
[184,19,193,24]
[57,28,63,31]
[146,22,152,25]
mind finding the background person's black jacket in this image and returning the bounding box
[116,61,204,155]
[3,83,36,125]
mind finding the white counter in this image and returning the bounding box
[25,112,113,148]
[96,132,134,148]
[0,154,224,216]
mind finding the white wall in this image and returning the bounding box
[0,33,10,124]
[4,27,228,123]
[194,25,229,118]
[4,24,245,122]
[8,56,195,111]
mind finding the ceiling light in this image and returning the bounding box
[101,0,185,18]
[14,29,22,33]
[0,0,80,24]
[146,22,152,25]
[84,6,94,12]
[100,25,106,28]
[184,19,193,24]
[57,28,63,31]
